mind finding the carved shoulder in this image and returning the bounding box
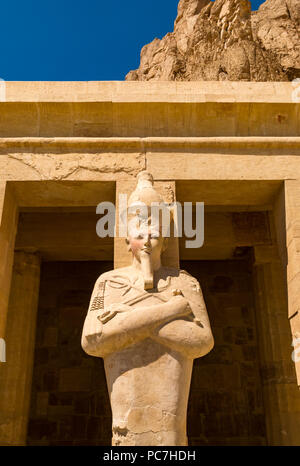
[176,270,207,311]
[93,266,131,286]
[179,270,201,294]
[90,266,135,313]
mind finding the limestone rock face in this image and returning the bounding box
[252,0,300,80]
[126,0,300,82]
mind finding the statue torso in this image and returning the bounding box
[97,266,198,446]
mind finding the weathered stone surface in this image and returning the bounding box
[0,182,18,342]
[252,0,300,80]
[126,0,300,82]
[0,82,298,139]
[0,252,40,445]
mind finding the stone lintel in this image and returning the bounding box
[0,82,299,139]
[2,81,298,103]
[0,136,299,153]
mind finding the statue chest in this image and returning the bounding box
[102,274,175,310]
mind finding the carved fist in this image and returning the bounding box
[169,294,191,317]
[171,289,192,314]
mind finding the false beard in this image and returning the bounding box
[140,251,154,290]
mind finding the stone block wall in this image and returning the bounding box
[183,260,266,446]
[27,262,112,446]
[27,259,266,446]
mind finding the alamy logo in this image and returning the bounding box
[96,197,205,249]
[0,338,6,362]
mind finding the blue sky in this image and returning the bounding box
[0,0,265,81]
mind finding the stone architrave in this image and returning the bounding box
[82,171,214,446]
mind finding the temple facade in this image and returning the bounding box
[0,81,299,445]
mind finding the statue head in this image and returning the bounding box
[126,171,170,289]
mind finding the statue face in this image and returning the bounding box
[127,225,166,262]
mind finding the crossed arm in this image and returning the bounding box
[151,297,214,359]
[82,278,214,359]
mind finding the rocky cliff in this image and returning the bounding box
[126,0,300,81]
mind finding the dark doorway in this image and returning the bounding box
[183,260,266,446]
[27,261,112,446]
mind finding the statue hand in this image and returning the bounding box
[98,303,132,324]
[168,295,191,317]
[171,289,192,313]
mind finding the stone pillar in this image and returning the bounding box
[0,182,18,342]
[253,245,300,446]
[114,180,179,269]
[281,181,300,386]
[0,252,41,445]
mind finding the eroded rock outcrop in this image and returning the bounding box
[126,0,300,81]
[252,0,300,79]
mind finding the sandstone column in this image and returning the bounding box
[0,182,18,342]
[253,245,300,445]
[280,181,300,387]
[0,252,41,445]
